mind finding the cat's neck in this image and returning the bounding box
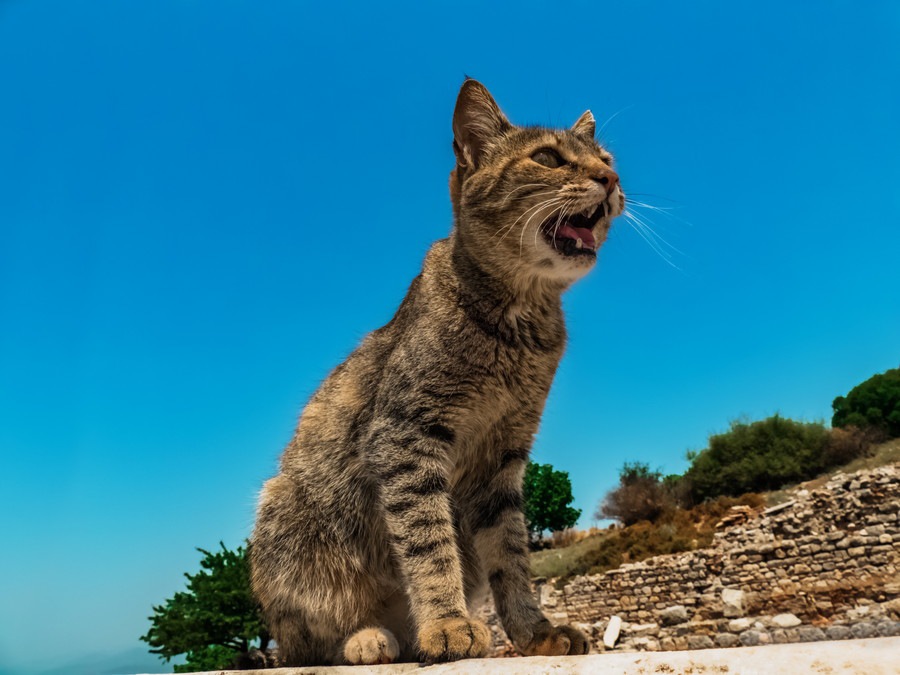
[449,229,565,307]
[442,230,566,350]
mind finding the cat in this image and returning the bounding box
[250,78,624,666]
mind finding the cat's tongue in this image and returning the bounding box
[556,224,596,249]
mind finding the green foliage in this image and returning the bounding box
[141,542,269,673]
[684,415,831,501]
[833,367,900,438]
[523,461,581,537]
[596,462,680,526]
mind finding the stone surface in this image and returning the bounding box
[659,605,689,626]
[160,637,900,675]
[603,615,622,648]
[715,632,740,647]
[798,626,826,642]
[686,635,714,650]
[771,613,803,628]
[739,630,762,646]
[728,618,751,632]
[826,625,853,640]
[721,587,744,617]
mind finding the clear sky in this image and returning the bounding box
[1,1,898,673]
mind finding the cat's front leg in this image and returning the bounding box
[470,446,590,657]
[368,417,491,663]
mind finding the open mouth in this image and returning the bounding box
[540,202,607,257]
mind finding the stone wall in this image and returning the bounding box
[486,464,900,653]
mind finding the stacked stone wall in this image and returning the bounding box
[485,464,900,653]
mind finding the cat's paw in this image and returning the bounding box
[518,621,589,656]
[418,617,491,662]
[343,627,400,665]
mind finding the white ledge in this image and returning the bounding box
[142,636,900,674]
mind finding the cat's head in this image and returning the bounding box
[450,79,624,289]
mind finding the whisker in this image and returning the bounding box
[621,211,682,270]
[497,197,564,246]
[500,183,550,204]
[520,199,565,257]
[597,104,634,139]
[625,208,685,255]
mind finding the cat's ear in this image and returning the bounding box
[452,79,511,169]
[571,110,596,139]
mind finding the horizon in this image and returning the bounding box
[1,1,899,673]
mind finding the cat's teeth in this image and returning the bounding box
[575,238,583,250]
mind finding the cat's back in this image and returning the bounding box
[277,239,454,474]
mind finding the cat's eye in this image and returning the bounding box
[531,148,566,169]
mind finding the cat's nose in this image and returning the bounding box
[594,170,619,194]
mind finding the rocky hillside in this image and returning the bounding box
[481,463,900,654]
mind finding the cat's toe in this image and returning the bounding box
[418,617,491,662]
[520,621,590,656]
[343,627,400,665]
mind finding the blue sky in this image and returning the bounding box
[1,1,898,673]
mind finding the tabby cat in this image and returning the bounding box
[250,79,624,666]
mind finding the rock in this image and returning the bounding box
[876,620,900,637]
[772,613,802,628]
[686,635,715,650]
[848,605,871,621]
[659,605,689,626]
[798,627,826,642]
[721,588,744,618]
[739,630,762,646]
[715,632,740,647]
[628,623,660,637]
[851,622,877,639]
[603,616,622,649]
[826,625,852,640]
[884,598,900,620]
[728,618,751,633]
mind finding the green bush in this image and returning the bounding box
[832,367,900,439]
[684,415,830,501]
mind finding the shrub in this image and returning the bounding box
[684,415,830,501]
[597,462,684,526]
[822,425,879,466]
[832,367,900,438]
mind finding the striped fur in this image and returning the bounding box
[250,79,624,666]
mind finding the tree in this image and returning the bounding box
[683,415,830,502]
[522,461,581,538]
[596,462,679,526]
[141,542,269,673]
[832,366,900,439]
